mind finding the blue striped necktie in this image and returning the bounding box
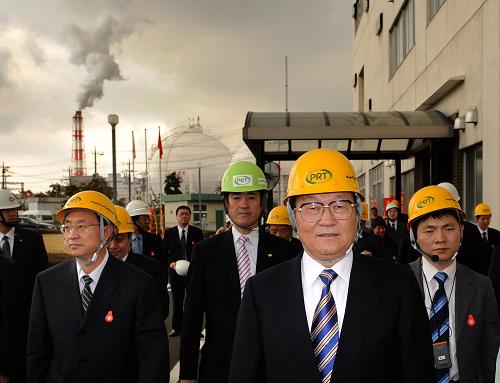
[81,275,93,312]
[311,269,339,383]
[430,271,450,383]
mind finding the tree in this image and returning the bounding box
[46,183,63,197]
[164,172,182,194]
[78,176,113,199]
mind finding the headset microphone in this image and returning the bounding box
[430,254,440,262]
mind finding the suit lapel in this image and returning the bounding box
[220,230,241,299]
[66,260,84,322]
[332,255,381,382]
[81,256,119,328]
[455,263,473,341]
[275,256,320,379]
[12,230,26,261]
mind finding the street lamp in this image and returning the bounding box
[108,114,119,203]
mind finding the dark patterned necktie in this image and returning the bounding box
[81,275,93,312]
[181,229,187,260]
[1,237,10,259]
[482,231,488,245]
[430,272,449,383]
[311,269,339,383]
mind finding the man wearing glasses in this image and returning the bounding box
[229,148,434,383]
[27,191,169,383]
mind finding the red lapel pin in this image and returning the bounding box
[105,310,114,323]
[150,251,155,257]
[467,313,476,327]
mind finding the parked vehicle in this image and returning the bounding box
[17,217,58,232]
[18,210,54,224]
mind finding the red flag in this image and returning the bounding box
[157,128,163,159]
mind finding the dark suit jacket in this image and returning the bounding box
[27,255,169,383]
[481,227,500,271]
[489,246,500,318]
[179,229,295,383]
[386,219,408,245]
[410,258,500,383]
[140,230,166,264]
[125,251,169,319]
[0,256,20,377]
[229,253,434,383]
[457,221,487,274]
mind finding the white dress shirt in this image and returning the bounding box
[76,251,110,294]
[177,225,189,240]
[231,226,259,276]
[0,227,15,258]
[478,227,488,241]
[301,248,353,334]
[422,257,458,381]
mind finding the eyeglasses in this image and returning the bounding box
[294,200,355,223]
[60,223,100,234]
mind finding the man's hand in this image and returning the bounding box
[360,250,373,256]
[170,262,176,270]
[180,380,196,383]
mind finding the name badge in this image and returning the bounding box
[432,341,452,369]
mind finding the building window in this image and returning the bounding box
[193,203,207,226]
[463,144,483,219]
[369,164,384,213]
[429,0,446,22]
[402,170,414,213]
[357,173,366,200]
[389,0,415,76]
[354,0,365,31]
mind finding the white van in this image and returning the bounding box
[19,210,54,224]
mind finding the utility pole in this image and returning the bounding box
[2,162,11,189]
[128,159,131,202]
[92,147,104,179]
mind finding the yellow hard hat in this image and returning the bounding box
[285,148,364,203]
[266,205,291,226]
[57,190,118,227]
[390,199,400,208]
[114,205,135,234]
[474,203,492,217]
[408,185,465,225]
[361,201,368,221]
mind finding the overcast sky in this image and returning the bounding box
[0,0,353,192]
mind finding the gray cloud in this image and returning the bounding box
[0,49,12,88]
[25,38,46,66]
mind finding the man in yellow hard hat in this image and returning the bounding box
[229,149,433,383]
[180,161,294,383]
[474,203,500,271]
[27,191,169,382]
[266,205,302,255]
[407,185,500,383]
[107,205,170,320]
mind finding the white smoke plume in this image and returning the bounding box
[66,18,134,110]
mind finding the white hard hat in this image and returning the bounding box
[437,182,460,202]
[385,201,398,212]
[125,200,149,217]
[0,190,21,210]
[175,260,190,277]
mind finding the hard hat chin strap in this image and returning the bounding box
[85,215,114,266]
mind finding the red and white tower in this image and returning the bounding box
[71,111,87,176]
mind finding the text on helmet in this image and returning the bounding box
[305,169,332,185]
[416,196,435,209]
[232,175,253,187]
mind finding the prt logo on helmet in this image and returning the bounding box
[66,196,82,206]
[305,169,332,185]
[233,175,252,187]
[416,196,434,209]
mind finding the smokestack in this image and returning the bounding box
[71,111,87,176]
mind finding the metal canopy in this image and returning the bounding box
[243,110,452,161]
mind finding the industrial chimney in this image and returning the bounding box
[71,111,87,176]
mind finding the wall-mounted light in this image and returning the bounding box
[454,116,465,131]
[465,108,478,124]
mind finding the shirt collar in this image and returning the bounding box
[76,250,109,283]
[0,227,15,241]
[178,225,188,234]
[422,256,457,283]
[231,225,259,248]
[302,247,353,289]
[131,233,142,240]
[477,226,488,235]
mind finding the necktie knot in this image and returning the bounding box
[82,275,93,286]
[482,232,488,241]
[238,235,249,245]
[319,269,337,287]
[434,271,447,286]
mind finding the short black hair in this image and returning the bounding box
[370,207,378,213]
[370,216,386,230]
[412,209,461,235]
[176,205,191,215]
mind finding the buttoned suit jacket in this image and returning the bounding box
[229,251,434,383]
[125,251,169,319]
[179,229,295,383]
[386,219,408,245]
[488,246,500,318]
[27,255,169,383]
[410,258,500,383]
[140,230,166,264]
[482,227,500,271]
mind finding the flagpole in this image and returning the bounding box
[144,128,148,204]
[132,131,136,199]
[158,126,162,204]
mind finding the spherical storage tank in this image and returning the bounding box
[149,120,232,195]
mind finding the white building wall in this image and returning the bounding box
[352,0,500,226]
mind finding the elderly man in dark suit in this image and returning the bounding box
[0,189,48,382]
[407,185,499,383]
[229,149,433,383]
[27,191,169,383]
[179,161,294,383]
[164,205,204,337]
